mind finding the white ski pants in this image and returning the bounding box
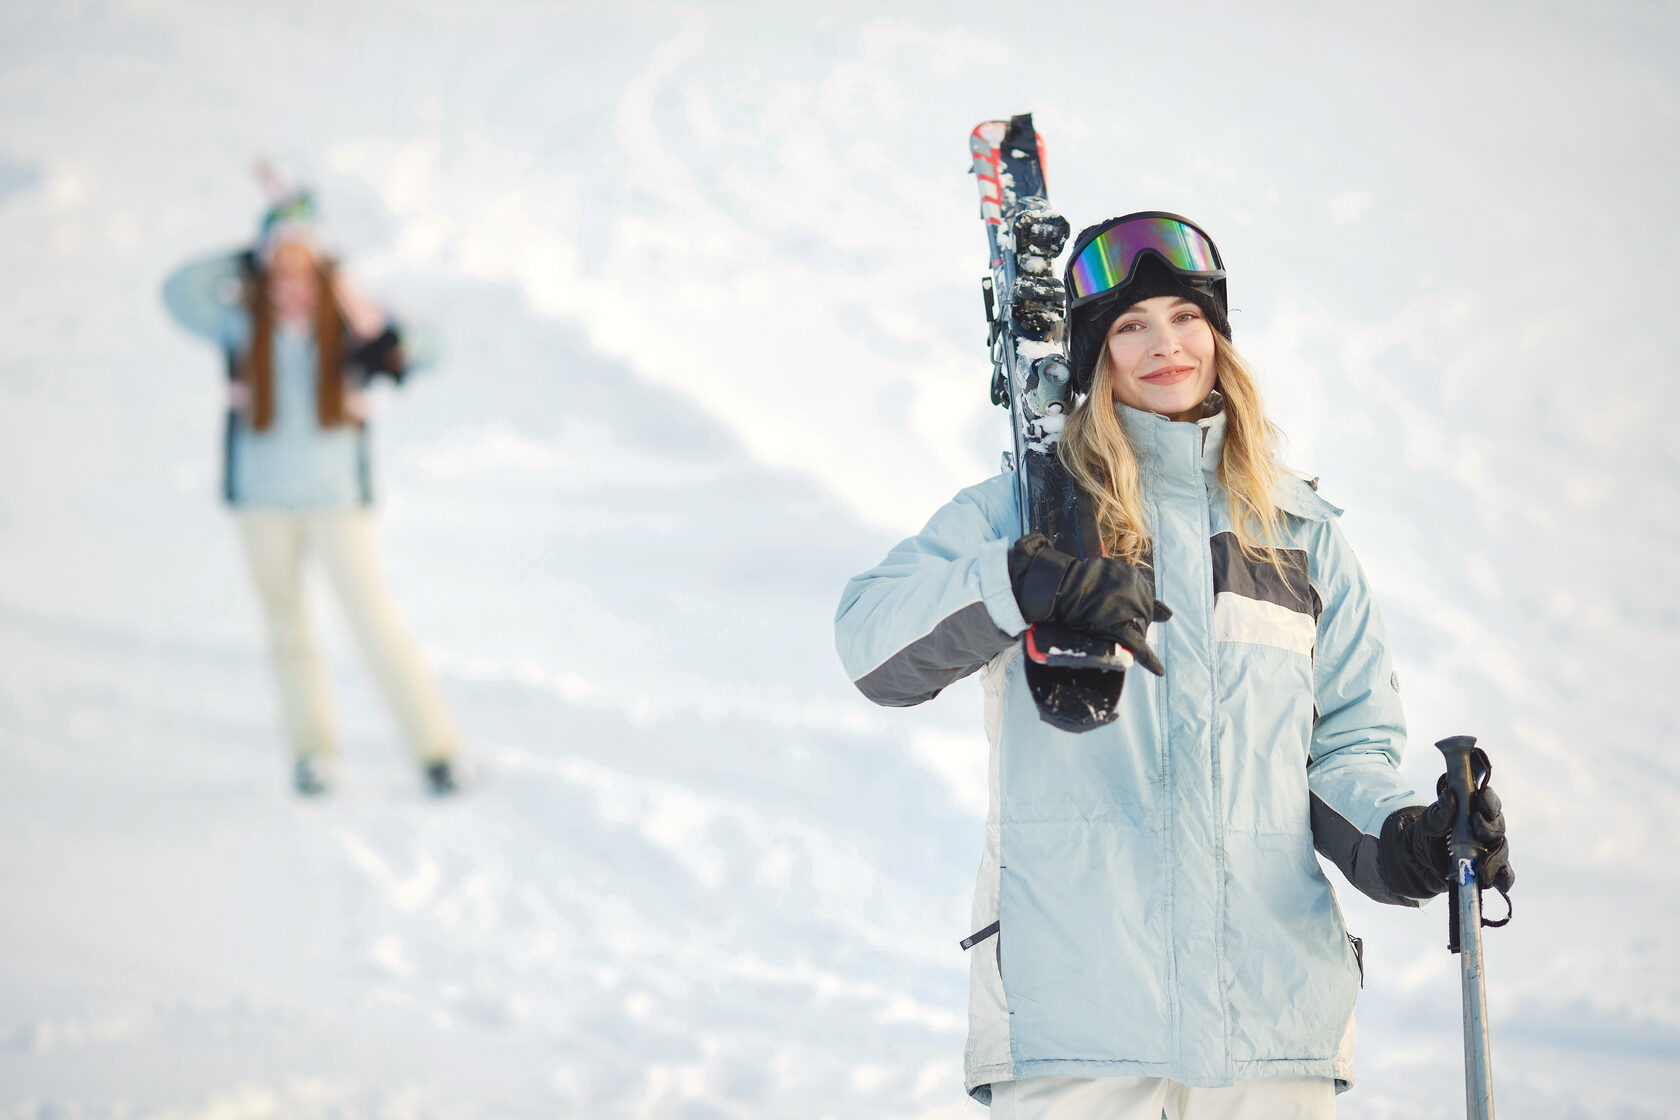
[988,1075,1336,1119]
[237,509,459,765]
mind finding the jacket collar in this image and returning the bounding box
[1114,398,1343,522]
[1115,398,1227,484]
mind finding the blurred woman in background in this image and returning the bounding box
[162,177,462,797]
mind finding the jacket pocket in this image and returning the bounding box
[1215,642,1316,830]
[961,914,1013,1076]
[1326,882,1364,990]
[961,920,1001,975]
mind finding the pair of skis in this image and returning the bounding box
[967,114,1130,734]
[966,115,1506,1119]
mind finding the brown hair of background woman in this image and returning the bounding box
[239,258,350,431]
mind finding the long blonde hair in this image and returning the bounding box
[1056,330,1286,566]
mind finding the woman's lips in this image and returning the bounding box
[1141,365,1194,386]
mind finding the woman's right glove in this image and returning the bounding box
[1377,777,1514,899]
[1006,533,1172,675]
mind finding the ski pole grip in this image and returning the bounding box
[1435,735,1484,889]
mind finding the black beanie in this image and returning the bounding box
[1064,226,1231,396]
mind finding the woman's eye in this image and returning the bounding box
[1174,311,1199,323]
[1116,321,1142,333]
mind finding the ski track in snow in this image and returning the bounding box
[0,609,977,1118]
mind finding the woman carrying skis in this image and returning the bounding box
[835,213,1513,1118]
[162,179,463,797]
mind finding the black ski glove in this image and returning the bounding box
[1377,777,1514,900]
[1006,533,1173,676]
[352,326,408,382]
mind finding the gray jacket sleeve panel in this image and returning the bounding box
[853,600,1013,707]
[1309,791,1420,908]
[1305,517,1431,905]
[835,475,1025,708]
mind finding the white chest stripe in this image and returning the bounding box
[1213,591,1316,655]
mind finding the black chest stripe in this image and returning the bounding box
[1210,532,1318,619]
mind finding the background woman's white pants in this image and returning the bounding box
[988,1075,1335,1119]
[237,509,459,765]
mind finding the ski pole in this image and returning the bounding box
[1435,734,1495,1120]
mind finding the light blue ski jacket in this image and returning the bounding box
[835,405,1428,1100]
[161,251,430,510]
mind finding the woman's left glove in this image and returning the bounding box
[1377,777,1514,899]
[1007,533,1172,675]
[352,326,407,382]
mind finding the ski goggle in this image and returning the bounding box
[1065,212,1225,308]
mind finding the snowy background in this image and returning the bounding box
[2,1,1678,1116]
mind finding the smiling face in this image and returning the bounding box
[266,239,321,323]
[1102,295,1218,421]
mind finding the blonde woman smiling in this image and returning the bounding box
[836,213,1513,1118]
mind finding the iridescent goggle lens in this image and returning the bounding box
[1066,214,1224,305]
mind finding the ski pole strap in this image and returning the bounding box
[1474,746,1493,790]
[1482,885,1512,928]
[1446,877,1513,954]
[1458,744,1512,928]
[1466,746,1513,927]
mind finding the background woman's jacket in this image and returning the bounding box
[834,405,1428,1101]
[161,251,418,509]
